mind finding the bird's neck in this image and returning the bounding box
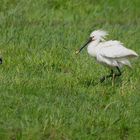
[87,40,100,57]
[88,40,99,48]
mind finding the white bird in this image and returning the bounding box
[76,30,138,83]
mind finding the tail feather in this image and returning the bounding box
[127,53,138,58]
[118,59,132,68]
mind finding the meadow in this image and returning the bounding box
[0,0,140,139]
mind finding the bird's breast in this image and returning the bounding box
[87,45,97,57]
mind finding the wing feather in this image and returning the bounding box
[99,41,138,59]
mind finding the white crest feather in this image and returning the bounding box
[90,30,108,41]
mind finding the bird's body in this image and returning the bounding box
[76,30,138,83]
[87,40,138,68]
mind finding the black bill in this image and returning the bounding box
[76,37,92,54]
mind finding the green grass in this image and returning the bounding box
[0,0,140,139]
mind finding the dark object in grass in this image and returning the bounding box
[0,58,2,64]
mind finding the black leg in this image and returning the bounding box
[100,70,114,83]
[100,67,122,83]
[114,67,122,77]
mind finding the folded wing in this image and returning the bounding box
[96,41,138,68]
[99,40,138,59]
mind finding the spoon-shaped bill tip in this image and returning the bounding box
[75,50,80,54]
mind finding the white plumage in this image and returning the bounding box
[87,30,138,68]
[76,30,138,82]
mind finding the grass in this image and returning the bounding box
[0,0,140,139]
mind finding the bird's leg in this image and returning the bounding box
[114,67,122,78]
[100,67,121,84]
[112,73,115,86]
[100,70,114,83]
[111,67,122,85]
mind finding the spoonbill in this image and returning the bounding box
[76,30,138,83]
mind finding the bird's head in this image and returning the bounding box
[90,30,108,41]
[75,30,108,54]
